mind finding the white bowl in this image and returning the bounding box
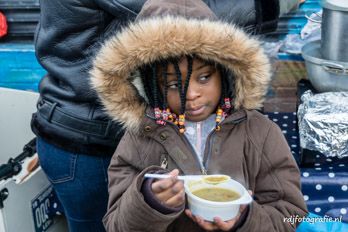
[184,178,252,222]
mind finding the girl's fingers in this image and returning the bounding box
[186,209,242,231]
[151,169,180,193]
[240,204,247,213]
[151,177,176,193]
[213,201,250,231]
[186,209,218,231]
[185,209,199,224]
[185,209,192,217]
[169,169,180,176]
[214,217,238,231]
[164,189,185,208]
[195,216,218,231]
[155,180,184,204]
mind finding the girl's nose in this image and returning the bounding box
[186,82,200,100]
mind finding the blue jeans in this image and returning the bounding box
[37,137,111,232]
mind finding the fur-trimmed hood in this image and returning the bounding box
[90,0,271,133]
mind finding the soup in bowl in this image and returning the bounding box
[192,187,240,202]
[184,177,252,221]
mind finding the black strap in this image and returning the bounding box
[0,138,36,182]
[37,100,118,138]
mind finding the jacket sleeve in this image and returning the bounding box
[238,123,308,232]
[204,0,281,34]
[94,0,145,18]
[95,0,286,34]
[103,131,183,232]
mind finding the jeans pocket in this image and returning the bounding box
[37,138,77,184]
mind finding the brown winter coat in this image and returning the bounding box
[101,109,307,232]
[90,0,307,231]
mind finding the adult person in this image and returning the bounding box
[31,0,300,231]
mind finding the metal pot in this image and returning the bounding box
[302,41,348,92]
[321,0,348,62]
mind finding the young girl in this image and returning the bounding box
[91,0,307,231]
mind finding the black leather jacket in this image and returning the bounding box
[32,0,282,156]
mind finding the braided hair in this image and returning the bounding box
[139,56,235,131]
[219,64,235,115]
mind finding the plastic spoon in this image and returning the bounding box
[202,175,230,184]
[144,173,230,184]
[144,173,202,181]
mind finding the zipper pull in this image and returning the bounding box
[201,167,207,175]
[160,157,168,169]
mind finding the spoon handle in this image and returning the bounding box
[144,173,201,181]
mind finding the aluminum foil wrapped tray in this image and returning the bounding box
[298,91,348,158]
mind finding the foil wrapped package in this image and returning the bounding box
[298,91,348,158]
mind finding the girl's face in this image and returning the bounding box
[159,57,222,122]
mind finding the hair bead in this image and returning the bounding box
[162,109,168,121]
[154,107,162,124]
[154,107,160,118]
[224,97,231,109]
[178,114,185,133]
[178,114,185,125]
[166,108,173,121]
[215,107,223,131]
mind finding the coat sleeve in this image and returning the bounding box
[237,123,308,232]
[94,0,145,18]
[204,0,282,34]
[95,0,285,34]
[103,131,183,232]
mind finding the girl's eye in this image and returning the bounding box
[167,81,178,89]
[198,74,211,83]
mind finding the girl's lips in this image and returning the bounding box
[186,105,205,116]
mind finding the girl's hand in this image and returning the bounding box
[151,169,185,208]
[185,190,252,231]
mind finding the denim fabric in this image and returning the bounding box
[37,137,111,232]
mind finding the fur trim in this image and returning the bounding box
[90,16,271,132]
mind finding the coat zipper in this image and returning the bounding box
[145,113,219,175]
[181,134,208,175]
[160,156,168,169]
[203,131,216,171]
